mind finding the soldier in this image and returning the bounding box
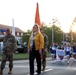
[0,28,16,74]
[40,28,48,71]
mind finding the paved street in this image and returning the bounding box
[0,57,76,75]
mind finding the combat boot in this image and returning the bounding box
[41,66,45,71]
[8,68,12,74]
[0,69,3,75]
[8,71,12,74]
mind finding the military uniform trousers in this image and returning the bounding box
[42,50,47,69]
[1,52,13,70]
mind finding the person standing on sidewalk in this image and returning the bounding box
[40,28,48,71]
[28,24,44,75]
[0,28,16,74]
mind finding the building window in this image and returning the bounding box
[21,33,23,36]
[17,32,19,36]
[19,33,21,36]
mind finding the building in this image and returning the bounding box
[0,24,24,40]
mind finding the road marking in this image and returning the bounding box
[27,68,53,75]
[5,61,76,70]
[5,65,76,70]
[5,65,29,68]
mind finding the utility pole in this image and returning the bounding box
[51,17,59,43]
[52,25,54,43]
[52,19,56,43]
[52,19,55,43]
[12,18,15,37]
[63,32,65,42]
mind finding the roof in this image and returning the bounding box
[0,24,24,33]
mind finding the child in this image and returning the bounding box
[49,42,57,63]
[65,43,71,64]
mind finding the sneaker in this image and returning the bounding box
[74,59,76,61]
[52,60,56,63]
[8,71,12,74]
[67,61,69,64]
[53,60,56,63]
[61,60,65,63]
[51,61,54,63]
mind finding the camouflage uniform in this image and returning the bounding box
[42,33,48,70]
[0,35,15,72]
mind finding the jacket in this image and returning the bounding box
[28,31,44,50]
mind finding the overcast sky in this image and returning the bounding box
[0,0,76,32]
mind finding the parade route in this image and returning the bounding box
[0,57,76,75]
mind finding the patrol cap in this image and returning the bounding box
[40,27,44,32]
[6,28,11,31]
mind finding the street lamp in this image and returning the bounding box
[52,19,57,43]
[62,31,65,42]
[49,22,54,43]
[51,19,54,43]
[49,17,59,43]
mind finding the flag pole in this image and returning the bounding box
[35,2,41,28]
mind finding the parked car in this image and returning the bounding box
[16,39,27,53]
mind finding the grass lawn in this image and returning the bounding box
[0,53,29,60]
[0,52,51,60]
[13,53,29,60]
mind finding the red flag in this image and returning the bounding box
[35,3,41,28]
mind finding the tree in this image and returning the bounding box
[21,30,32,45]
[52,25,63,44]
[70,17,76,44]
[41,23,63,47]
[21,22,63,47]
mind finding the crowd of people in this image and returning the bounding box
[0,24,76,75]
[28,24,76,75]
[49,42,76,64]
[0,24,48,75]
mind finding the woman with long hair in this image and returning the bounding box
[28,24,44,75]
